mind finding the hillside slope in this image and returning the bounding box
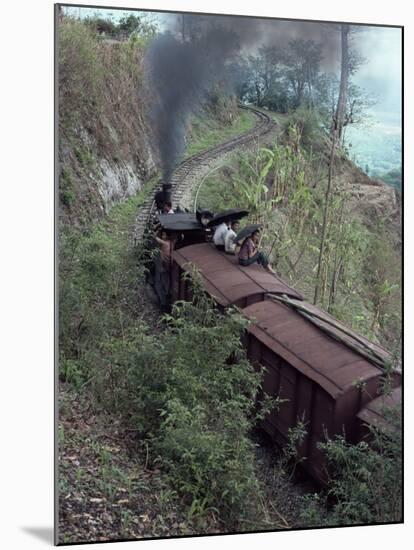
[58,19,247,228]
[58,20,158,227]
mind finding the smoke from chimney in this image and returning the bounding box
[146,25,240,184]
[145,14,345,184]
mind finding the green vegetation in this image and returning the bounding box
[83,12,157,41]
[59,17,147,137]
[92,287,277,526]
[299,402,402,527]
[59,180,156,380]
[186,108,256,158]
[59,185,277,532]
[195,115,401,351]
[58,11,401,541]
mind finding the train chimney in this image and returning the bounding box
[162,179,172,204]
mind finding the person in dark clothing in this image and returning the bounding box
[238,230,275,273]
[154,190,165,213]
[153,230,175,309]
[154,230,174,270]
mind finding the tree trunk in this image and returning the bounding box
[336,26,350,143]
[314,24,349,305]
[328,198,345,312]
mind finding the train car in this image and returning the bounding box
[150,216,401,484]
[242,298,400,483]
[356,386,402,442]
[171,242,303,308]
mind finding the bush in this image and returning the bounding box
[59,19,105,129]
[59,193,148,381]
[295,395,402,528]
[284,105,322,149]
[91,284,273,524]
[320,411,402,525]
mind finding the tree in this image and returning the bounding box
[341,83,377,144]
[282,39,323,108]
[314,24,350,305]
[225,56,252,101]
[118,14,157,38]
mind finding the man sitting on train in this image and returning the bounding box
[238,230,276,273]
[224,220,240,255]
[213,219,231,251]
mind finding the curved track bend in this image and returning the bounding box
[133,106,276,243]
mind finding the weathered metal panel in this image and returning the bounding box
[243,300,385,398]
[296,375,314,425]
[311,388,335,437]
[243,298,399,485]
[277,365,297,435]
[246,322,341,397]
[172,243,303,306]
[356,386,402,439]
[294,301,391,364]
[333,385,362,440]
[295,375,314,457]
[247,334,261,365]
[261,355,281,397]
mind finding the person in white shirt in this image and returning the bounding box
[162,201,174,214]
[213,220,230,251]
[224,220,240,254]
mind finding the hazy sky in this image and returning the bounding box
[352,26,402,124]
[63,6,402,127]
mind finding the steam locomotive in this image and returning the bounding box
[146,203,402,484]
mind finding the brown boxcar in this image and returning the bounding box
[171,242,303,307]
[169,242,401,483]
[356,386,402,441]
[242,299,401,483]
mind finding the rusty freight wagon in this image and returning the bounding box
[356,386,402,441]
[171,242,302,307]
[149,216,401,484]
[242,298,400,483]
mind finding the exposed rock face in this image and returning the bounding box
[58,117,158,227]
[58,24,159,228]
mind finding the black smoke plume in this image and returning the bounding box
[146,14,346,182]
[146,26,240,182]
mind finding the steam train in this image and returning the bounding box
[146,204,402,484]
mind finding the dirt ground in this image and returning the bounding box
[58,361,325,544]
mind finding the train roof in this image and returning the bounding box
[357,386,401,434]
[157,213,203,231]
[243,299,390,398]
[172,242,303,306]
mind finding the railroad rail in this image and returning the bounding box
[132,106,276,244]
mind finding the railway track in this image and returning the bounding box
[133,106,276,243]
